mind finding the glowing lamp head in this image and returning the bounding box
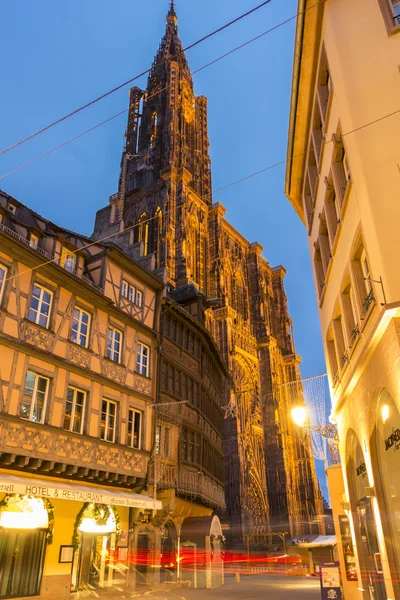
[291,406,308,427]
[382,404,390,424]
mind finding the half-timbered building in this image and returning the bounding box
[0,190,164,598]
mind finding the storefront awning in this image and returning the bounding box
[0,473,162,510]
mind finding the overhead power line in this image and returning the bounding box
[0,0,328,182]
[0,0,274,157]
[3,101,400,285]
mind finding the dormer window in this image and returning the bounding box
[29,234,39,250]
[8,203,16,215]
[61,247,76,274]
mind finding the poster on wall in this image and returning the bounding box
[320,561,342,600]
[338,516,358,581]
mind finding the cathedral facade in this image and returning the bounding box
[93,2,324,544]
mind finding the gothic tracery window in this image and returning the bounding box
[152,207,162,267]
[150,112,158,149]
[135,212,149,255]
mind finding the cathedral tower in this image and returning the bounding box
[93,2,324,545]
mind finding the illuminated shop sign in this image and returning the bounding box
[384,428,400,452]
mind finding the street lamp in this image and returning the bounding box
[291,406,340,465]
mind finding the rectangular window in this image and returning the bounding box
[121,280,128,298]
[0,264,7,303]
[392,0,400,21]
[155,424,171,458]
[28,284,53,328]
[127,408,142,449]
[64,386,86,434]
[70,307,90,347]
[135,289,143,307]
[100,399,117,443]
[20,371,49,423]
[121,280,143,308]
[61,247,76,273]
[136,343,149,377]
[29,234,38,249]
[106,326,122,363]
[8,203,16,215]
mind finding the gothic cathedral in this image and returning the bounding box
[93,2,324,543]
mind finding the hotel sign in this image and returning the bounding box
[0,477,161,510]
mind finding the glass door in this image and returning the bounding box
[356,498,386,600]
[78,533,113,590]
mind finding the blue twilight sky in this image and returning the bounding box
[0,1,328,493]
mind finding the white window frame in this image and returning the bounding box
[135,289,143,308]
[100,399,117,443]
[71,307,91,348]
[64,386,86,434]
[121,279,143,308]
[127,407,142,450]
[106,326,123,363]
[8,203,16,215]
[28,283,53,329]
[0,264,7,303]
[136,342,150,377]
[20,371,49,423]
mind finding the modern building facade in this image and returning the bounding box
[285,0,400,597]
[93,2,324,544]
[0,190,164,598]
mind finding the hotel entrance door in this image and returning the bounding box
[78,533,113,590]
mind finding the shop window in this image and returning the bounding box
[71,307,90,348]
[136,342,149,377]
[64,386,86,434]
[106,326,122,363]
[20,371,49,423]
[100,399,117,443]
[0,264,7,303]
[376,389,400,575]
[28,283,53,329]
[0,497,48,599]
[127,408,142,449]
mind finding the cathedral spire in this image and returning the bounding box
[167,0,178,27]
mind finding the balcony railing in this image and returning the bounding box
[0,223,53,261]
[0,223,103,293]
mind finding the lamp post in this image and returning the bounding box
[291,406,340,465]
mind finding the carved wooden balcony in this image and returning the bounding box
[149,457,225,509]
[0,413,148,487]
